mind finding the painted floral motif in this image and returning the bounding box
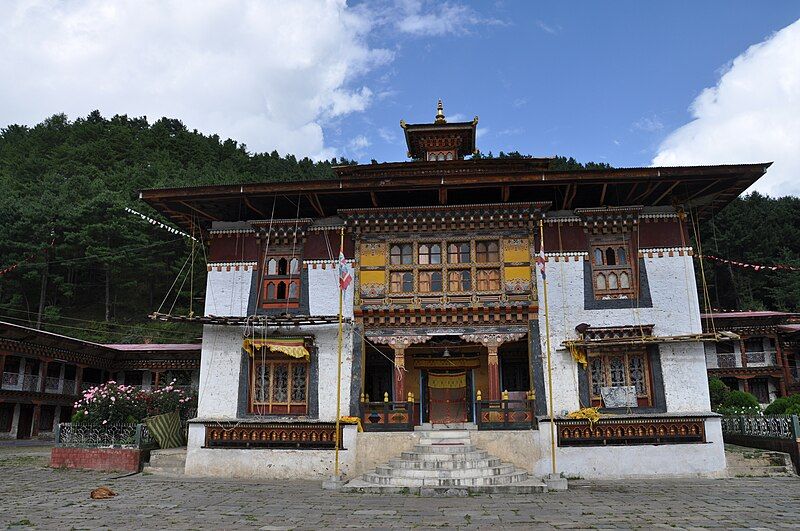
[504,279,531,294]
[360,283,386,298]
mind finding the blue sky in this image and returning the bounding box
[334,1,800,170]
[1,1,799,194]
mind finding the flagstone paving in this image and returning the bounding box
[1,446,799,529]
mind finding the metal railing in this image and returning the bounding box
[1,372,19,389]
[475,398,537,430]
[360,400,415,431]
[55,422,155,449]
[716,354,738,368]
[721,414,799,440]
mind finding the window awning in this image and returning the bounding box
[243,338,310,360]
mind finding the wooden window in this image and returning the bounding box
[390,272,413,293]
[419,271,442,293]
[476,241,499,263]
[390,244,412,265]
[418,244,441,265]
[251,358,309,415]
[587,351,652,408]
[261,254,302,308]
[590,238,635,299]
[448,270,471,292]
[448,242,470,264]
[476,269,500,291]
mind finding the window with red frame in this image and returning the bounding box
[261,256,301,309]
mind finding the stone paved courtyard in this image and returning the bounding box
[1,446,799,530]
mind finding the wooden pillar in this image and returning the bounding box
[39,360,49,393]
[487,345,501,401]
[31,403,41,437]
[741,378,750,394]
[153,370,162,389]
[776,336,793,393]
[740,339,748,368]
[0,354,5,389]
[392,348,405,402]
[74,365,84,395]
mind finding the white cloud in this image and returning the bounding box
[496,128,524,136]
[632,116,664,133]
[394,0,498,36]
[653,19,800,197]
[378,127,398,144]
[535,20,561,35]
[0,0,393,159]
[346,134,371,157]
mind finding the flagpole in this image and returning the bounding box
[333,226,345,479]
[539,218,557,476]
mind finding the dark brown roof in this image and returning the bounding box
[140,160,771,230]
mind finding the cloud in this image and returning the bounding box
[653,19,800,197]
[513,98,527,108]
[535,20,561,35]
[378,127,398,144]
[496,128,524,136]
[394,0,500,36]
[0,0,393,160]
[346,134,371,157]
[632,116,664,133]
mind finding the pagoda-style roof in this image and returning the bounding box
[401,100,478,160]
[140,160,770,231]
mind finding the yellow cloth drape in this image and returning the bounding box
[428,372,467,389]
[339,416,363,432]
[568,343,588,368]
[242,338,310,361]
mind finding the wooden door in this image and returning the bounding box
[16,404,33,439]
[427,371,469,424]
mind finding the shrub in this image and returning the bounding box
[764,393,800,415]
[72,381,197,425]
[716,390,762,415]
[708,377,730,408]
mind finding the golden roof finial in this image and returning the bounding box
[435,99,447,124]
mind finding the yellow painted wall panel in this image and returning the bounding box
[360,270,385,284]
[360,244,386,267]
[504,266,531,281]
[503,239,530,263]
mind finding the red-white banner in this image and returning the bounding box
[699,254,800,272]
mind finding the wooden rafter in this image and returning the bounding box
[439,187,448,205]
[307,193,325,217]
[243,196,265,217]
[177,201,220,221]
[625,183,640,202]
[599,183,608,204]
[562,183,578,210]
[370,191,379,207]
[632,182,658,203]
[502,185,511,203]
[652,181,681,205]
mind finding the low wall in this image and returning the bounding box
[723,434,800,474]
[184,423,359,479]
[51,447,145,472]
[533,418,727,479]
[354,431,420,476]
[471,430,542,473]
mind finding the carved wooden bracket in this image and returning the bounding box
[459,333,526,349]
[368,335,431,350]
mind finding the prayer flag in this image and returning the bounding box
[338,247,352,290]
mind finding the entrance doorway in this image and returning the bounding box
[424,370,472,424]
[16,404,34,439]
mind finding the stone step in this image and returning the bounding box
[400,450,489,461]
[727,465,795,477]
[363,471,529,487]
[146,448,186,476]
[375,464,517,479]
[410,444,478,454]
[387,457,502,470]
[340,479,547,495]
[418,430,473,439]
[417,437,472,446]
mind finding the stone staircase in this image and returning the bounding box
[725,445,796,477]
[143,447,186,476]
[343,429,546,494]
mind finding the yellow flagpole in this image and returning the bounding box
[333,226,345,479]
[539,218,557,476]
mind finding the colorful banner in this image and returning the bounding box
[428,372,467,389]
[243,338,310,360]
[699,254,800,272]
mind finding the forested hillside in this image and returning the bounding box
[0,112,797,343]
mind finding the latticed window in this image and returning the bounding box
[448,270,471,291]
[418,244,441,265]
[419,271,443,293]
[590,238,635,300]
[261,254,302,309]
[587,351,651,407]
[448,243,470,264]
[251,359,309,415]
[476,241,499,263]
[390,272,413,293]
[390,244,413,265]
[476,269,500,291]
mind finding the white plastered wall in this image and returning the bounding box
[306,262,354,318]
[533,417,726,478]
[536,251,711,413]
[204,268,253,317]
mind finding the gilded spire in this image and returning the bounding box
[435,99,447,124]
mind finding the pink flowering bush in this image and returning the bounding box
[72,380,197,424]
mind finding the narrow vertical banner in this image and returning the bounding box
[538,218,557,476]
[333,226,348,479]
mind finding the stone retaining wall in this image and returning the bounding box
[51,447,146,472]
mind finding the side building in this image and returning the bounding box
[0,321,200,440]
[142,102,771,480]
[703,311,800,403]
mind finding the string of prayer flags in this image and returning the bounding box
[124,207,199,242]
[699,254,800,273]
